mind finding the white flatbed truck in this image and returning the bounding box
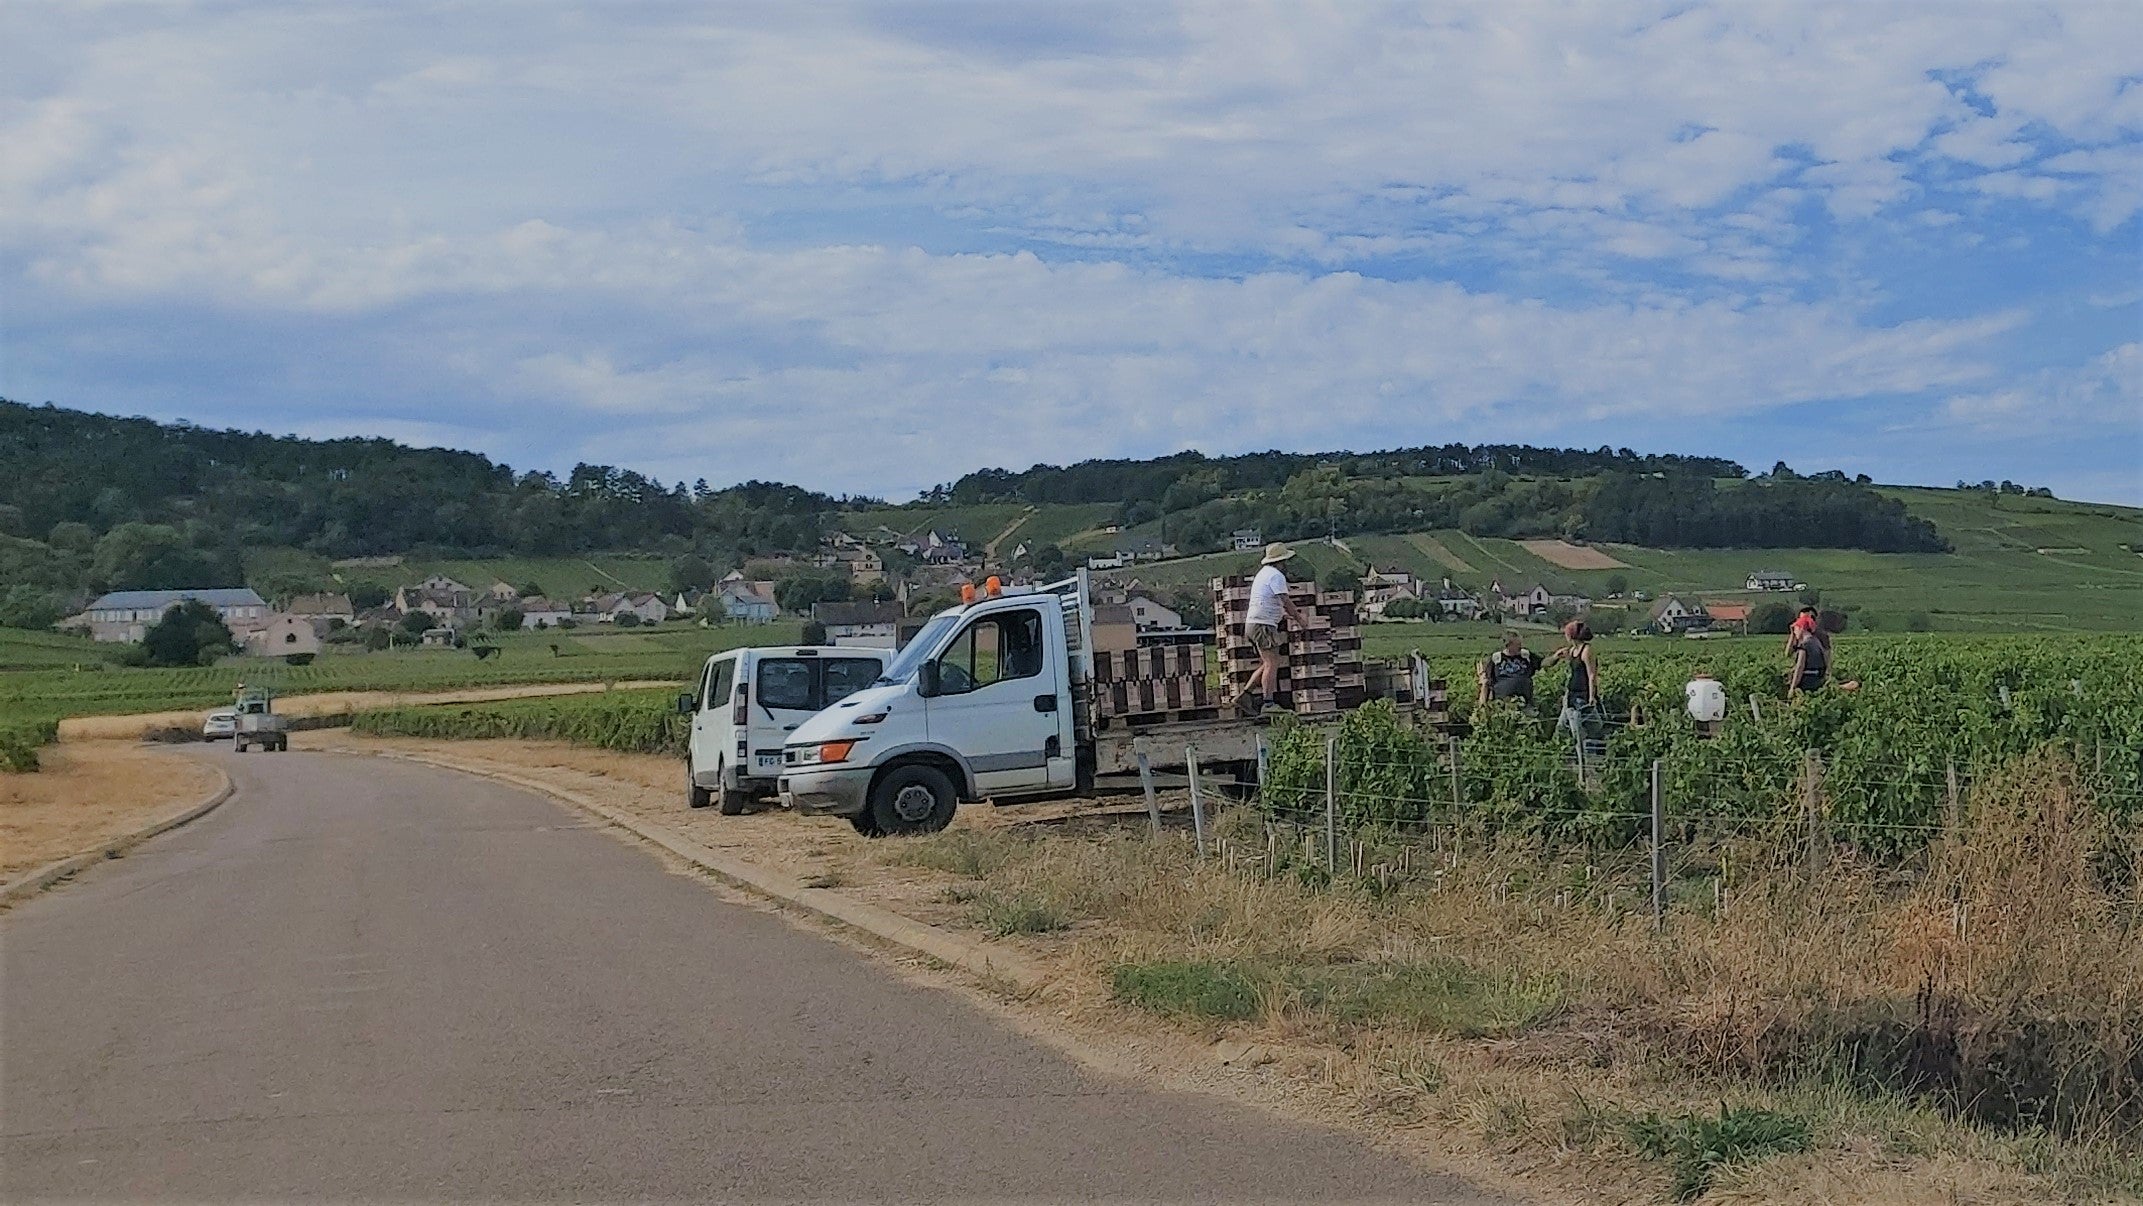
[779,571,1422,835]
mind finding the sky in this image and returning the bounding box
[3,2,2140,504]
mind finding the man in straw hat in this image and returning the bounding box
[1229,542,1308,717]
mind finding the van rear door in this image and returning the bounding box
[747,653,888,778]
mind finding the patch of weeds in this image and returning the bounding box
[1111,959,1263,1021]
[1298,960,1561,1037]
[799,871,847,889]
[1626,1104,1812,1201]
[1372,1050,1447,1096]
[969,890,1069,936]
[887,829,1020,877]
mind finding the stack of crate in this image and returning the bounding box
[1091,643,1213,728]
[1213,577,1365,718]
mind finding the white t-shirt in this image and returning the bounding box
[1246,565,1290,627]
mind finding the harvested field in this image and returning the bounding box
[0,740,221,877]
[1518,538,1628,569]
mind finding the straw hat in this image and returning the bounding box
[1260,542,1295,565]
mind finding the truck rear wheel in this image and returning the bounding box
[715,767,747,816]
[866,764,956,836]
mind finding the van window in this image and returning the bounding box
[824,658,882,704]
[757,659,815,711]
[703,657,735,711]
[935,609,1043,694]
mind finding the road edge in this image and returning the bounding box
[359,747,1052,994]
[0,762,235,907]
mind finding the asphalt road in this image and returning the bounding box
[3,748,1500,1203]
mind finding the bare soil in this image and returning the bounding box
[0,740,222,877]
[1518,539,1629,570]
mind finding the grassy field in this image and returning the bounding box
[0,620,802,732]
[1095,489,2143,633]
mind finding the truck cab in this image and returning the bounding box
[780,583,1082,835]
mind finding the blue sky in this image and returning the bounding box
[3,2,2139,503]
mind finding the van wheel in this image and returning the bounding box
[715,769,747,816]
[867,765,956,836]
[687,771,713,810]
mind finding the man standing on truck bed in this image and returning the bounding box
[1230,543,1308,717]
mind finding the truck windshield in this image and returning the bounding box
[876,612,960,685]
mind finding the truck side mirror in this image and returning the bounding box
[676,692,695,715]
[917,662,940,699]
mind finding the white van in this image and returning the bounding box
[680,646,890,814]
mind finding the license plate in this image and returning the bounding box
[756,754,782,772]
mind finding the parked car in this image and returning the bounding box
[678,645,891,815]
[202,709,237,740]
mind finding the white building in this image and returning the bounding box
[812,600,905,648]
[245,614,322,657]
[81,588,270,644]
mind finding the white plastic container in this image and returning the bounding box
[1685,676,1727,723]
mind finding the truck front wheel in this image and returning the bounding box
[867,764,956,836]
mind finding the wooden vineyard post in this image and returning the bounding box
[1650,759,1666,933]
[1324,734,1338,871]
[1945,761,1961,838]
[1802,750,1827,874]
[1135,739,1160,834]
[1186,745,1207,860]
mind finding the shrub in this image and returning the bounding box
[1627,1105,1811,1200]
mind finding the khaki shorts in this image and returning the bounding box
[1246,623,1284,652]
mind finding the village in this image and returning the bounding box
[61,515,1817,662]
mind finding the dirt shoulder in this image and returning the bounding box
[58,680,680,741]
[1,740,223,877]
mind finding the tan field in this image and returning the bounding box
[1518,538,1629,570]
[1,741,223,878]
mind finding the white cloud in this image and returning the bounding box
[1941,343,2143,431]
[0,1,2136,498]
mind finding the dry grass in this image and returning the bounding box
[873,752,2143,1203]
[0,740,222,877]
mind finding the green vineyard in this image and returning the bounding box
[1264,633,2143,854]
[349,689,687,756]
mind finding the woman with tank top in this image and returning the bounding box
[1789,609,1830,697]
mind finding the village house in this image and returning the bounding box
[1701,600,1751,634]
[516,597,574,628]
[1114,537,1177,563]
[716,580,779,624]
[245,614,323,658]
[1498,583,1554,618]
[1231,528,1264,552]
[1356,565,1421,618]
[811,600,906,649]
[589,592,669,624]
[1650,595,1711,634]
[284,592,355,630]
[1434,586,1487,621]
[79,588,271,644]
[1746,570,1798,592]
[1124,594,1184,631]
[1086,552,1129,571]
[485,581,520,602]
